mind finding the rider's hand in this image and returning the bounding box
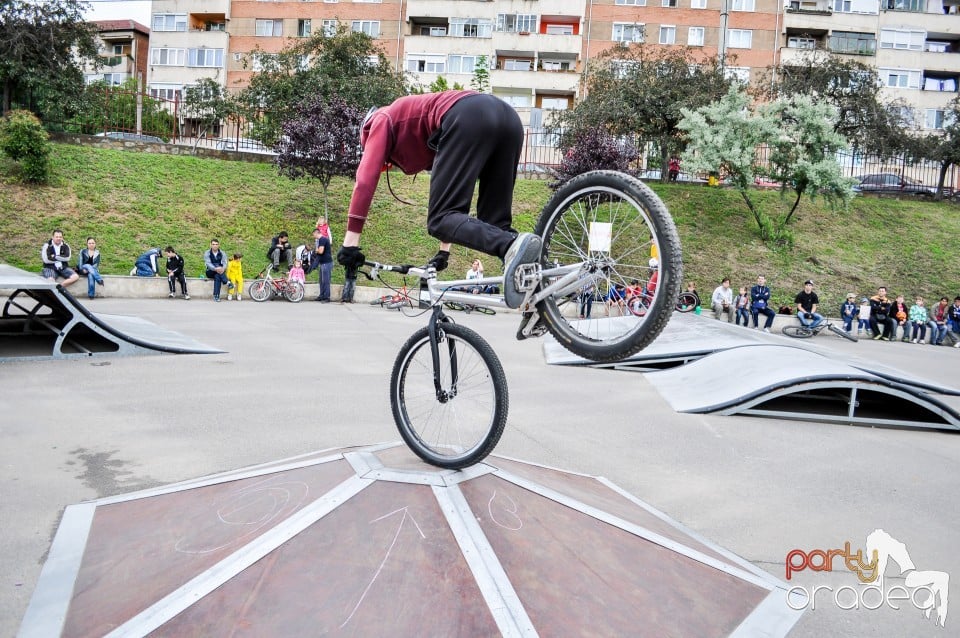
[337,245,365,270]
[427,250,450,272]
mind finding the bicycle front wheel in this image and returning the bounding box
[782,325,814,338]
[391,323,508,469]
[827,323,859,342]
[675,292,699,313]
[284,281,304,303]
[534,170,683,363]
[443,301,465,312]
[249,279,272,302]
[473,305,496,316]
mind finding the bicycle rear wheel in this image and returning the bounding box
[675,292,699,313]
[827,323,859,342]
[625,295,648,317]
[472,305,496,316]
[387,297,413,310]
[283,281,304,303]
[391,323,508,469]
[782,325,814,338]
[443,301,465,312]
[534,170,682,363]
[249,279,272,302]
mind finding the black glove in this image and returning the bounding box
[337,246,365,270]
[805,312,814,320]
[427,250,450,272]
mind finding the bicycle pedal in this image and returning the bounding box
[516,312,547,341]
[514,263,541,292]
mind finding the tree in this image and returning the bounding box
[181,79,237,150]
[0,109,52,182]
[552,43,731,180]
[470,55,490,93]
[0,0,99,114]
[679,87,855,244]
[67,79,175,139]
[903,97,960,200]
[238,24,406,145]
[428,75,463,93]
[275,95,363,216]
[549,127,636,190]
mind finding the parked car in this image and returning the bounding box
[94,131,164,143]
[854,173,936,197]
[215,137,275,155]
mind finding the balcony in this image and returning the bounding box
[785,0,833,15]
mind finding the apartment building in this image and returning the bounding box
[780,0,960,131]
[83,20,151,87]
[148,0,230,102]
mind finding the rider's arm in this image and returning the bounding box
[346,116,391,242]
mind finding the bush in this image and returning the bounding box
[549,127,636,190]
[0,110,52,183]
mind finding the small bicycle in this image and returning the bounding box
[443,300,496,316]
[624,290,699,317]
[370,279,415,309]
[782,317,858,342]
[248,264,305,303]
[361,170,683,469]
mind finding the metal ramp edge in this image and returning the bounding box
[645,345,960,431]
[1,264,222,360]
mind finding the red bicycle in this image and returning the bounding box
[248,264,305,303]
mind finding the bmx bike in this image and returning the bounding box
[361,170,683,469]
[782,317,858,342]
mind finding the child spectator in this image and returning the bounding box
[840,293,859,333]
[227,253,244,301]
[909,296,928,344]
[891,294,910,342]
[930,296,950,345]
[164,246,189,299]
[734,286,751,326]
[858,297,872,336]
[288,259,306,285]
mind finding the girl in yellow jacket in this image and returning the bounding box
[226,253,244,301]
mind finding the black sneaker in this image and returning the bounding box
[503,233,542,309]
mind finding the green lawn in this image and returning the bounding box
[2,142,959,310]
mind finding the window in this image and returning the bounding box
[251,53,278,72]
[298,19,311,37]
[731,0,755,9]
[418,26,447,36]
[503,59,532,71]
[150,48,185,66]
[829,31,875,55]
[691,0,707,7]
[206,22,226,31]
[688,27,705,46]
[662,0,678,6]
[498,93,532,107]
[188,49,224,67]
[406,55,445,73]
[616,0,646,4]
[788,36,817,48]
[448,55,479,74]
[256,19,283,36]
[545,24,574,35]
[541,59,572,71]
[725,67,751,83]
[449,18,492,38]
[351,21,380,37]
[611,59,640,78]
[923,76,957,91]
[924,109,952,129]
[879,29,924,51]
[727,29,752,48]
[540,97,569,110]
[659,26,676,44]
[322,20,337,36]
[833,0,878,12]
[152,13,186,32]
[881,68,921,89]
[112,44,124,55]
[613,23,645,43]
[496,14,537,33]
[887,0,926,11]
[149,85,181,101]
[100,73,124,85]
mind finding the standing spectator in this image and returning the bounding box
[858,297,872,337]
[313,227,334,303]
[227,253,244,301]
[794,280,825,329]
[733,286,751,326]
[909,296,928,344]
[929,296,951,345]
[204,238,234,302]
[890,294,911,342]
[710,278,734,322]
[268,231,293,270]
[77,236,105,299]
[948,297,960,348]
[840,293,859,333]
[40,229,80,287]
[869,287,895,341]
[578,283,595,319]
[667,156,680,182]
[164,246,189,299]
[750,275,776,332]
[132,248,162,277]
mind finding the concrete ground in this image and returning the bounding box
[1,296,958,637]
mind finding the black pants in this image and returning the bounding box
[870,316,895,338]
[168,271,187,294]
[426,94,524,259]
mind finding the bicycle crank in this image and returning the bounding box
[516,310,548,341]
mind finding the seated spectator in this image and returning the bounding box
[733,286,750,326]
[41,229,80,287]
[606,283,626,315]
[268,231,293,270]
[685,282,701,309]
[857,297,872,336]
[795,280,825,329]
[164,246,189,299]
[840,293,858,333]
[929,296,951,345]
[204,238,234,302]
[890,294,911,342]
[711,278,734,322]
[466,259,485,294]
[750,274,776,332]
[76,236,105,299]
[949,297,960,348]
[909,296,928,344]
[869,287,895,341]
[132,247,162,277]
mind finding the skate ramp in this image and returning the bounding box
[19,443,804,637]
[646,345,960,430]
[0,264,221,360]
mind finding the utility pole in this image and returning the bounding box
[718,0,729,70]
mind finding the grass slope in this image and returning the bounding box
[2,143,959,311]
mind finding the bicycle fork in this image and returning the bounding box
[428,305,458,402]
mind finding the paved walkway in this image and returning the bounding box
[2,298,958,637]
